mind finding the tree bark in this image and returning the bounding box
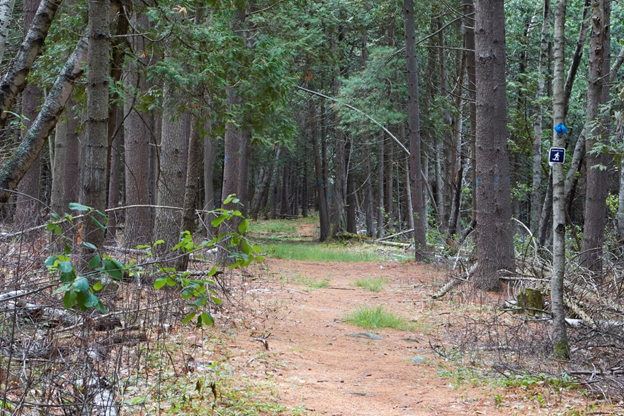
[13,0,42,229]
[105,108,122,243]
[176,116,202,271]
[403,0,427,257]
[0,0,16,65]
[463,0,477,225]
[563,0,591,119]
[531,0,551,233]
[473,0,515,291]
[123,14,152,247]
[0,0,61,137]
[79,0,110,255]
[310,99,330,242]
[580,0,610,277]
[153,80,188,261]
[346,138,356,234]
[551,0,570,359]
[0,37,88,205]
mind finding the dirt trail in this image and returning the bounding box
[254,258,505,415]
[223,223,609,415]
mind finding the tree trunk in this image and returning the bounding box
[463,0,477,225]
[0,0,16,65]
[280,162,290,216]
[0,37,87,205]
[563,0,591,119]
[376,130,385,238]
[153,81,188,261]
[310,99,330,242]
[14,0,42,230]
[404,0,427,257]
[176,117,202,271]
[238,128,251,217]
[123,14,152,247]
[473,0,515,291]
[580,0,610,277]
[531,0,551,233]
[105,108,122,243]
[219,85,240,216]
[79,0,110,256]
[346,138,356,233]
[551,0,570,360]
[0,0,61,137]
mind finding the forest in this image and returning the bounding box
[1,0,624,413]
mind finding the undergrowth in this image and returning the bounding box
[354,277,387,292]
[344,305,413,330]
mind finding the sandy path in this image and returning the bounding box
[247,259,511,415]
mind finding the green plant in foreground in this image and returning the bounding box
[45,197,262,327]
[344,305,412,330]
[354,277,387,292]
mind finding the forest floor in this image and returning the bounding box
[168,221,624,416]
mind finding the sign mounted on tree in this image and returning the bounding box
[549,147,565,165]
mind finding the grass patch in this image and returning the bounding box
[344,305,412,330]
[266,243,389,262]
[305,277,330,289]
[354,277,387,292]
[249,220,298,235]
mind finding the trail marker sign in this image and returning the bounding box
[549,147,565,165]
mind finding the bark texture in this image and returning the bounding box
[403,0,427,256]
[0,0,61,135]
[80,0,110,254]
[580,0,610,277]
[0,37,88,205]
[153,82,188,260]
[551,0,570,360]
[473,0,515,291]
[123,14,152,247]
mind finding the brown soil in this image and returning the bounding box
[215,223,620,415]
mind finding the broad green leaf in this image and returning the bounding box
[103,259,123,280]
[88,254,101,269]
[83,292,99,308]
[64,243,71,255]
[45,223,55,232]
[93,281,103,291]
[201,312,214,326]
[83,242,97,250]
[212,296,222,306]
[182,312,197,324]
[238,219,249,234]
[241,240,252,255]
[153,240,164,246]
[45,256,57,268]
[95,300,108,314]
[73,277,89,292]
[63,290,77,309]
[207,266,218,277]
[211,215,226,227]
[59,261,73,274]
[154,277,168,290]
[54,225,62,235]
[167,278,176,287]
[69,202,90,211]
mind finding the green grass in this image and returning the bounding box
[305,277,330,289]
[248,220,298,235]
[344,305,412,330]
[266,243,390,262]
[354,277,387,292]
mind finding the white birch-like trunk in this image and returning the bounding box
[551,0,570,360]
[0,0,16,65]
